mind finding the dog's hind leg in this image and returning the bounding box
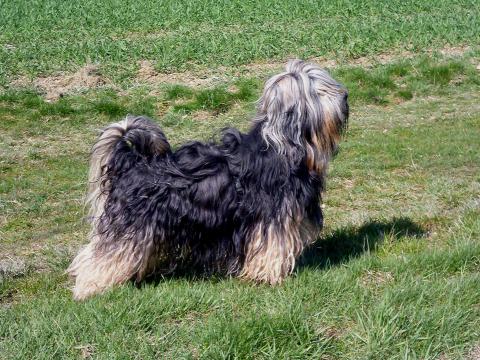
[67,237,134,300]
[67,230,160,300]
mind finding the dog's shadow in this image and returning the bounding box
[298,217,426,271]
[142,217,426,285]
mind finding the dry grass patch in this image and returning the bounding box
[12,65,111,101]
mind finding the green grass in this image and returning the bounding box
[1,0,479,85]
[4,54,465,121]
[1,2,480,357]
[1,55,480,357]
[168,78,260,114]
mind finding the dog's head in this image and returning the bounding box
[256,59,348,173]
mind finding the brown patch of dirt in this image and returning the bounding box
[10,76,31,88]
[13,64,110,101]
[360,270,394,287]
[74,344,95,359]
[190,110,212,121]
[137,60,219,87]
[315,324,352,344]
[233,60,293,75]
[137,60,157,80]
[37,64,108,101]
[136,58,338,89]
[344,179,355,189]
[347,45,471,67]
[323,326,343,340]
[439,45,471,57]
[467,344,480,360]
[227,84,239,93]
[347,52,409,67]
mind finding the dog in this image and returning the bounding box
[68,59,349,300]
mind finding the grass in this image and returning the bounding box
[1,2,480,358]
[166,78,260,114]
[1,0,479,85]
[1,54,480,358]
[3,54,464,122]
[159,56,480,111]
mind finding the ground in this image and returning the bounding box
[1,1,480,359]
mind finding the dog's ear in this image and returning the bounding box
[258,73,308,158]
[256,60,348,172]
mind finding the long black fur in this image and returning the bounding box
[99,118,325,274]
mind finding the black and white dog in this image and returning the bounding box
[68,60,349,299]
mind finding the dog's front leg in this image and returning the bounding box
[240,218,315,285]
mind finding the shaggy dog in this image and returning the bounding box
[68,60,349,300]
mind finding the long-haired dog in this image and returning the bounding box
[68,60,349,300]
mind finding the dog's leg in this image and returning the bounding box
[240,218,316,285]
[68,237,137,300]
[68,231,159,300]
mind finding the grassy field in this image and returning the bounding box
[1,0,480,359]
[1,0,479,85]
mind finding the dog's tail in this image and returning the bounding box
[68,116,170,300]
[86,115,171,223]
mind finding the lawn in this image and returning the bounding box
[1,0,480,359]
[1,0,479,85]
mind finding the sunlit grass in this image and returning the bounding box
[0,0,479,85]
[1,5,480,356]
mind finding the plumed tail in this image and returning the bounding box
[68,116,170,299]
[86,115,170,224]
